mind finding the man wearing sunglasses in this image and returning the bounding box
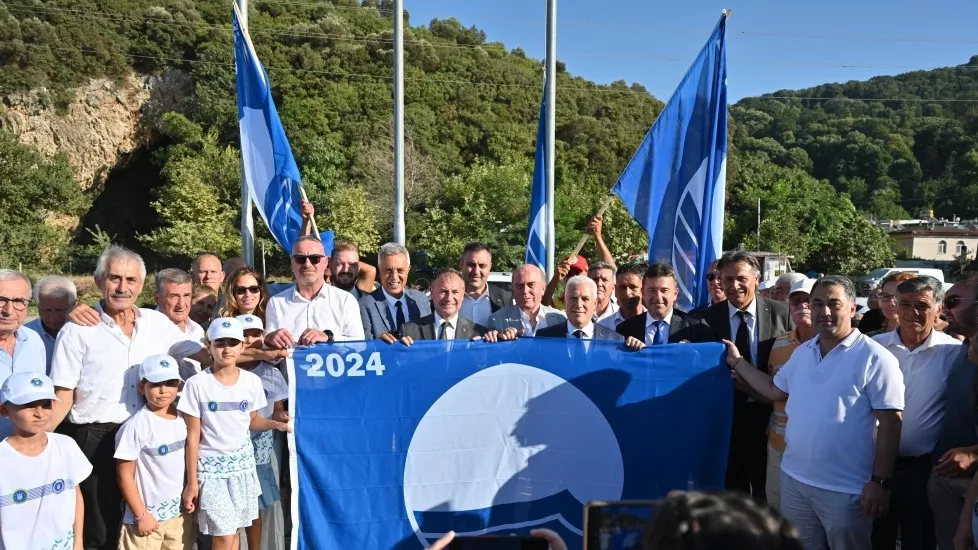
[941,277,978,342]
[265,236,365,349]
[0,269,46,441]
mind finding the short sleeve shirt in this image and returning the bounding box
[0,327,46,440]
[246,362,288,465]
[0,433,92,550]
[265,284,365,342]
[178,368,267,456]
[114,407,188,524]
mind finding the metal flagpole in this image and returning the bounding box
[544,0,557,280]
[238,0,255,267]
[393,0,406,245]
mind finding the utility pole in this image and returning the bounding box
[238,0,254,267]
[393,0,406,245]
[544,0,557,280]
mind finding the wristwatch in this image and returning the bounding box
[871,475,892,490]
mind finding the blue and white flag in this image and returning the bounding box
[525,92,550,272]
[288,339,732,550]
[612,15,728,311]
[233,4,304,254]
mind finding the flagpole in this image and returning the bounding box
[544,0,557,280]
[298,184,320,238]
[393,0,406,245]
[238,0,255,267]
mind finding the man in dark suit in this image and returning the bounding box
[459,242,514,327]
[536,275,643,350]
[616,261,714,345]
[382,269,503,344]
[700,251,791,501]
[360,242,432,338]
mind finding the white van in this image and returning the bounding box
[855,267,945,296]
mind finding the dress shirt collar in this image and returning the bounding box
[382,288,407,309]
[809,328,862,352]
[434,312,459,331]
[877,327,942,354]
[646,309,674,327]
[728,297,758,320]
[567,321,595,338]
[96,301,143,327]
[288,283,327,304]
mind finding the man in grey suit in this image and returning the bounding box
[700,250,792,501]
[359,242,432,339]
[536,276,641,351]
[488,264,565,336]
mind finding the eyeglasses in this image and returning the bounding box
[879,293,897,304]
[706,273,719,281]
[292,254,326,265]
[0,296,31,311]
[943,296,978,309]
[234,285,261,296]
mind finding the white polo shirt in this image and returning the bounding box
[50,305,202,425]
[461,290,493,327]
[774,329,904,494]
[265,283,365,342]
[873,329,961,456]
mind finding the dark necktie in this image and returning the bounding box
[735,310,753,364]
[394,301,406,331]
[439,321,450,340]
[574,329,585,339]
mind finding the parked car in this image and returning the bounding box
[853,267,945,297]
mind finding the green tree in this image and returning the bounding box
[806,213,895,275]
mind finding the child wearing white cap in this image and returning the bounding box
[178,318,289,548]
[0,372,92,549]
[114,354,192,549]
[235,314,289,550]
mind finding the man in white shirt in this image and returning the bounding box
[24,275,77,374]
[154,268,206,380]
[871,275,959,550]
[359,242,431,339]
[459,242,513,327]
[597,263,646,331]
[588,261,619,326]
[48,246,209,550]
[0,270,46,440]
[488,264,565,336]
[265,236,365,348]
[727,276,904,550]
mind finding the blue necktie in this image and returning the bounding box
[653,320,668,345]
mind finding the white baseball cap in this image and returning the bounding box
[789,278,816,297]
[207,317,245,342]
[236,314,264,332]
[759,279,777,290]
[139,354,181,384]
[1,372,60,405]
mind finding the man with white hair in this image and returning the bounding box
[24,274,77,373]
[359,242,431,339]
[773,273,808,303]
[48,246,209,550]
[488,264,565,336]
[536,276,626,341]
[0,269,46,439]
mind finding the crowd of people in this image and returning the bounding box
[0,207,976,550]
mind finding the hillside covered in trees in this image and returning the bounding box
[2,0,973,275]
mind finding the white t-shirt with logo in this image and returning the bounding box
[244,362,289,465]
[177,368,266,457]
[114,406,188,524]
[0,433,92,550]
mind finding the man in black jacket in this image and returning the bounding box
[382,269,491,344]
[699,251,791,501]
[459,242,514,327]
[535,275,628,342]
[616,261,713,345]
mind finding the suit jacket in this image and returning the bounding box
[359,287,432,338]
[615,310,714,344]
[700,296,792,376]
[400,314,487,341]
[535,322,625,342]
[487,285,514,313]
[487,304,566,334]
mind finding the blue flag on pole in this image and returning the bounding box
[288,339,732,550]
[233,4,305,254]
[612,15,728,312]
[525,92,549,272]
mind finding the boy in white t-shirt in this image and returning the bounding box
[0,372,92,550]
[236,315,289,550]
[115,354,193,550]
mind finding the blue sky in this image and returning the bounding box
[406,0,978,102]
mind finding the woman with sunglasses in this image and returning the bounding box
[218,268,288,364]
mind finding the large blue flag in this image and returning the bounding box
[612,15,728,312]
[288,339,732,550]
[525,92,549,272]
[233,4,304,254]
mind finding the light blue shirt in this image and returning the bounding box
[23,318,57,375]
[0,326,47,439]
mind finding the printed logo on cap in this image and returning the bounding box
[222,321,232,328]
[208,401,218,412]
[246,316,254,322]
[160,360,170,368]
[30,378,42,387]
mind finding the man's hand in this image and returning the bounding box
[298,328,331,346]
[860,481,890,518]
[481,330,500,343]
[399,336,415,347]
[265,329,294,350]
[588,215,605,239]
[136,513,159,536]
[497,327,520,341]
[68,303,100,327]
[428,531,455,550]
[556,258,573,280]
[936,447,978,478]
[722,339,742,368]
[624,336,645,351]
[300,200,315,220]
[380,332,399,344]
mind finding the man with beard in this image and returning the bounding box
[359,242,431,339]
[940,277,978,341]
[330,240,377,300]
[265,236,364,347]
[459,242,513,327]
[598,263,647,331]
[615,261,712,345]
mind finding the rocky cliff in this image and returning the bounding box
[0,70,189,192]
